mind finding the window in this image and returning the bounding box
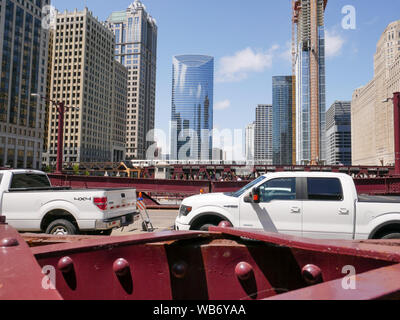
[232,176,266,198]
[258,178,297,202]
[307,178,343,201]
[10,174,51,190]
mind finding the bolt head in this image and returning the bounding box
[0,238,19,247]
[172,262,188,279]
[218,221,233,228]
[235,262,254,281]
[57,256,74,273]
[113,258,130,276]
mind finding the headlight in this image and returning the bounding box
[179,205,192,217]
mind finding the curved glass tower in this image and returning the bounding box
[170,55,214,160]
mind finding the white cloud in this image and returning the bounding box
[215,99,231,111]
[216,46,279,83]
[325,29,345,58]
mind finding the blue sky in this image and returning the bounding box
[52,0,400,140]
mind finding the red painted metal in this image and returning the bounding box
[0,220,62,300]
[47,173,400,210]
[3,216,400,300]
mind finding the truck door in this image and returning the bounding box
[302,177,354,240]
[239,177,302,236]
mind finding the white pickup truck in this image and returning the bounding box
[175,172,400,240]
[0,170,139,235]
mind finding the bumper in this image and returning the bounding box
[95,212,139,231]
[175,220,191,231]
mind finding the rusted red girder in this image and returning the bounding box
[2,218,400,300]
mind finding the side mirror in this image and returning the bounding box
[252,188,261,204]
[244,188,261,204]
[244,194,252,203]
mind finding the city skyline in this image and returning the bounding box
[50,0,400,148]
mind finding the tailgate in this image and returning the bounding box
[104,189,137,219]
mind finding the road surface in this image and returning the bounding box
[112,210,179,235]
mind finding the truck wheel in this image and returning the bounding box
[381,233,400,240]
[199,224,216,232]
[46,219,78,236]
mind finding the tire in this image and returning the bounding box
[381,233,400,240]
[198,224,216,232]
[46,219,78,236]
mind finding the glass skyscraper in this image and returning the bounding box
[294,0,327,165]
[170,55,214,160]
[272,76,294,165]
[0,0,50,169]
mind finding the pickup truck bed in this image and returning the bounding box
[358,195,400,203]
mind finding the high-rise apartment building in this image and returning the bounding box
[272,76,294,165]
[245,122,255,161]
[0,0,50,169]
[293,0,327,165]
[45,8,127,165]
[107,0,157,160]
[352,20,400,166]
[255,104,273,163]
[170,55,214,161]
[326,101,352,166]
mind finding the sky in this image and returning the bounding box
[52,0,400,155]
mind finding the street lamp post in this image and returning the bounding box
[31,94,74,175]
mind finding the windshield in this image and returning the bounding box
[232,176,266,198]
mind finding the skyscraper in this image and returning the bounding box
[326,101,352,166]
[272,76,294,165]
[107,0,158,160]
[170,55,214,160]
[245,122,255,161]
[293,0,327,165]
[255,104,273,163]
[45,8,127,165]
[352,20,400,166]
[0,0,50,169]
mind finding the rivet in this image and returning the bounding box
[1,238,19,247]
[235,262,254,281]
[113,258,130,276]
[302,264,323,285]
[57,256,74,273]
[172,262,188,279]
[218,221,233,228]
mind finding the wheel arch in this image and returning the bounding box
[368,220,400,239]
[40,209,79,232]
[189,212,233,231]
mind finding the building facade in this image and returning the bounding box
[0,0,50,169]
[107,0,157,160]
[272,76,294,165]
[294,0,327,165]
[352,20,400,166]
[255,104,273,163]
[245,122,255,161]
[45,8,127,165]
[325,101,352,166]
[170,55,214,161]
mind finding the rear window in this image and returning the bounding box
[307,178,343,201]
[10,174,51,189]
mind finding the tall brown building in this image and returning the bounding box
[352,20,400,166]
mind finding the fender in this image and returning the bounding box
[39,200,80,225]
